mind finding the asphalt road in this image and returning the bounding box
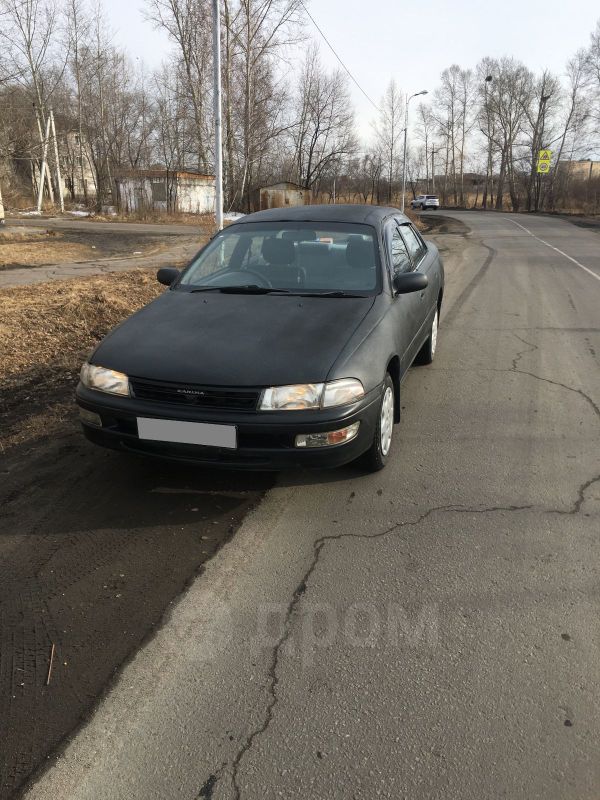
[2,217,204,288]
[6,216,204,236]
[20,211,600,799]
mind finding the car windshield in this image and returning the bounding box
[177,221,381,294]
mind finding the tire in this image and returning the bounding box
[362,374,395,472]
[415,308,439,365]
[421,204,426,211]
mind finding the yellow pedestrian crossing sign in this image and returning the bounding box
[537,149,552,174]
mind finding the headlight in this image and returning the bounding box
[80,363,130,396]
[259,383,324,410]
[321,378,365,408]
[259,379,364,411]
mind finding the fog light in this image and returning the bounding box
[79,408,102,427]
[295,421,360,448]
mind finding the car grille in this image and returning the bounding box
[130,378,260,412]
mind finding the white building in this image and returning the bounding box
[115,169,215,215]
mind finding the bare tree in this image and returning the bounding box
[374,79,404,203]
[414,102,436,192]
[0,0,67,202]
[291,45,355,193]
[145,0,212,171]
[66,0,91,202]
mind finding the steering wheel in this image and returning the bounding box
[204,269,273,288]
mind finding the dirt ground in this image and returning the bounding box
[0,267,272,799]
[0,428,271,800]
[0,227,174,270]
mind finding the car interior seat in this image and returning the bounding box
[260,237,305,287]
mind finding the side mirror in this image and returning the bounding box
[393,272,428,295]
[157,267,180,286]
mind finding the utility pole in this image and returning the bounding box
[36,115,52,213]
[401,90,427,213]
[50,109,64,213]
[212,0,223,231]
[34,106,54,204]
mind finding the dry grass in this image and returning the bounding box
[0,227,174,269]
[0,268,162,381]
[404,208,425,231]
[0,269,163,447]
[1,238,97,267]
[90,210,218,228]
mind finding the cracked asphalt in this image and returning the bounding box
[24,211,600,800]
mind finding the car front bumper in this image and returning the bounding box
[76,384,381,470]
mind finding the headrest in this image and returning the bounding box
[297,241,331,258]
[261,237,296,265]
[281,229,317,242]
[346,237,374,269]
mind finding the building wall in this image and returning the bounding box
[259,184,308,210]
[117,174,215,214]
[559,160,600,180]
[176,176,215,214]
[116,178,158,213]
[61,132,97,199]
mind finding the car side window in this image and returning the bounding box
[388,226,412,277]
[401,224,426,266]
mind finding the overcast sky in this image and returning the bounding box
[103,0,599,140]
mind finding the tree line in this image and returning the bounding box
[0,0,599,214]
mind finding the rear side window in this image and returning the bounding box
[401,225,426,265]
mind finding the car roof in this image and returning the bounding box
[230,204,411,228]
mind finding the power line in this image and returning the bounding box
[298,0,381,115]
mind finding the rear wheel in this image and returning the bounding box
[415,308,438,365]
[362,374,395,472]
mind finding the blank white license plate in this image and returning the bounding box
[137,417,237,449]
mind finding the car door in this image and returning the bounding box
[398,221,439,357]
[383,220,423,375]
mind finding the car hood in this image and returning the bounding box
[91,290,376,387]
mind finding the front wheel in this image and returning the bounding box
[362,374,395,472]
[415,308,438,365]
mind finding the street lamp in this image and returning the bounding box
[401,90,428,213]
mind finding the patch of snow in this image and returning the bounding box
[66,210,92,217]
[223,211,245,221]
[19,210,42,216]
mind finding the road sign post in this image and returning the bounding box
[536,149,552,174]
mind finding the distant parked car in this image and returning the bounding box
[411,195,440,211]
[77,205,444,472]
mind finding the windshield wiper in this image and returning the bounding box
[219,285,293,294]
[291,290,368,298]
[190,285,292,295]
[188,286,365,297]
